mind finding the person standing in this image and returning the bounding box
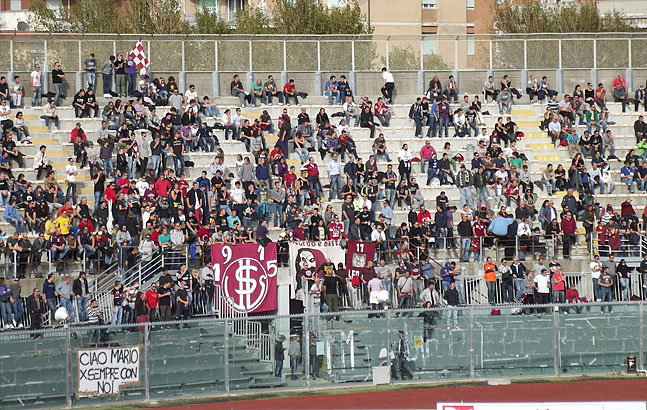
[56,276,75,321]
[510,257,527,303]
[51,61,65,106]
[598,267,614,313]
[87,299,102,344]
[380,67,395,104]
[42,273,58,323]
[456,164,474,209]
[534,269,551,314]
[9,277,23,328]
[126,55,137,97]
[288,335,301,380]
[395,330,413,380]
[274,335,286,377]
[73,272,89,322]
[113,53,126,97]
[444,282,459,329]
[157,281,172,322]
[30,64,42,107]
[484,257,497,304]
[101,55,116,98]
[65,157,78,205]
[145,283,159,321]
[322,267,340,314]
[83,53,97,90]
[590,254,602,302]
[397,270,413,312]
[408,98,423,139]
[26,287,45,339]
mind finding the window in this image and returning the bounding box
[10,0,22,10]
[228,0,244,22]
[422,35,437,55]
[466,0,474,9]
[422,0,436,9]
[467,35,475,56]
[199,0,218,11]
[327,0,348,8]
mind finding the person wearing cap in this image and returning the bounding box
[395,330,413,379]
[274,335,286,377]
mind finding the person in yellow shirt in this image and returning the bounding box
[44,213,56,241]
[55,210,71,235]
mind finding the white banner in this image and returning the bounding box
[288,240,345,298]
[437,403,646,410]
[77,346,140,397]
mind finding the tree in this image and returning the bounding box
[491,1,643,69]
[492,1,637,33]
[271,0,371,35]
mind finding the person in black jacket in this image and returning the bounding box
[408,98,423,139]
[73,272,89,322]
[443,282,459,328]
[26,287,45,338]
[359,106,376,139]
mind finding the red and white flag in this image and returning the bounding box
[128,38,149,71]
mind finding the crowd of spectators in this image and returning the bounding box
[0,56,645,332]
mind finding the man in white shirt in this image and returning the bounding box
[587,162,603,194]
[548,116,562,147]
[30,64,42,107]
[534,268,550,313]
[170,223,186,248]
[327,153,341,201]
[343,96,359,127]
[184,84,198,105]
[381,67,395,104]
[453,108,467,137]
[65,157,78,205]
[10,76,23,108]
[590,254,602,301]
[337,119,351,136]
[230,181,246,215]
[371,224,387,260]
[0,98,11,134]
[419,281,440,307]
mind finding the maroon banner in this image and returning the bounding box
[211,243,278,313]
[346,241,376,283]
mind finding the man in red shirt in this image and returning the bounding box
[304,157,321,199]
[117,173,130,195]
[145,283,159,321]
[104,181,117,202]
[284,166,297,196]
[560,211,577,259]
[155,177,172,197]
[417,205,431,225]
[283,79,300,106]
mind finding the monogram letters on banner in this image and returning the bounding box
[211,243,278,313]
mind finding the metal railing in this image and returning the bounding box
[4,33,647,73]
[0,302,645,408]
